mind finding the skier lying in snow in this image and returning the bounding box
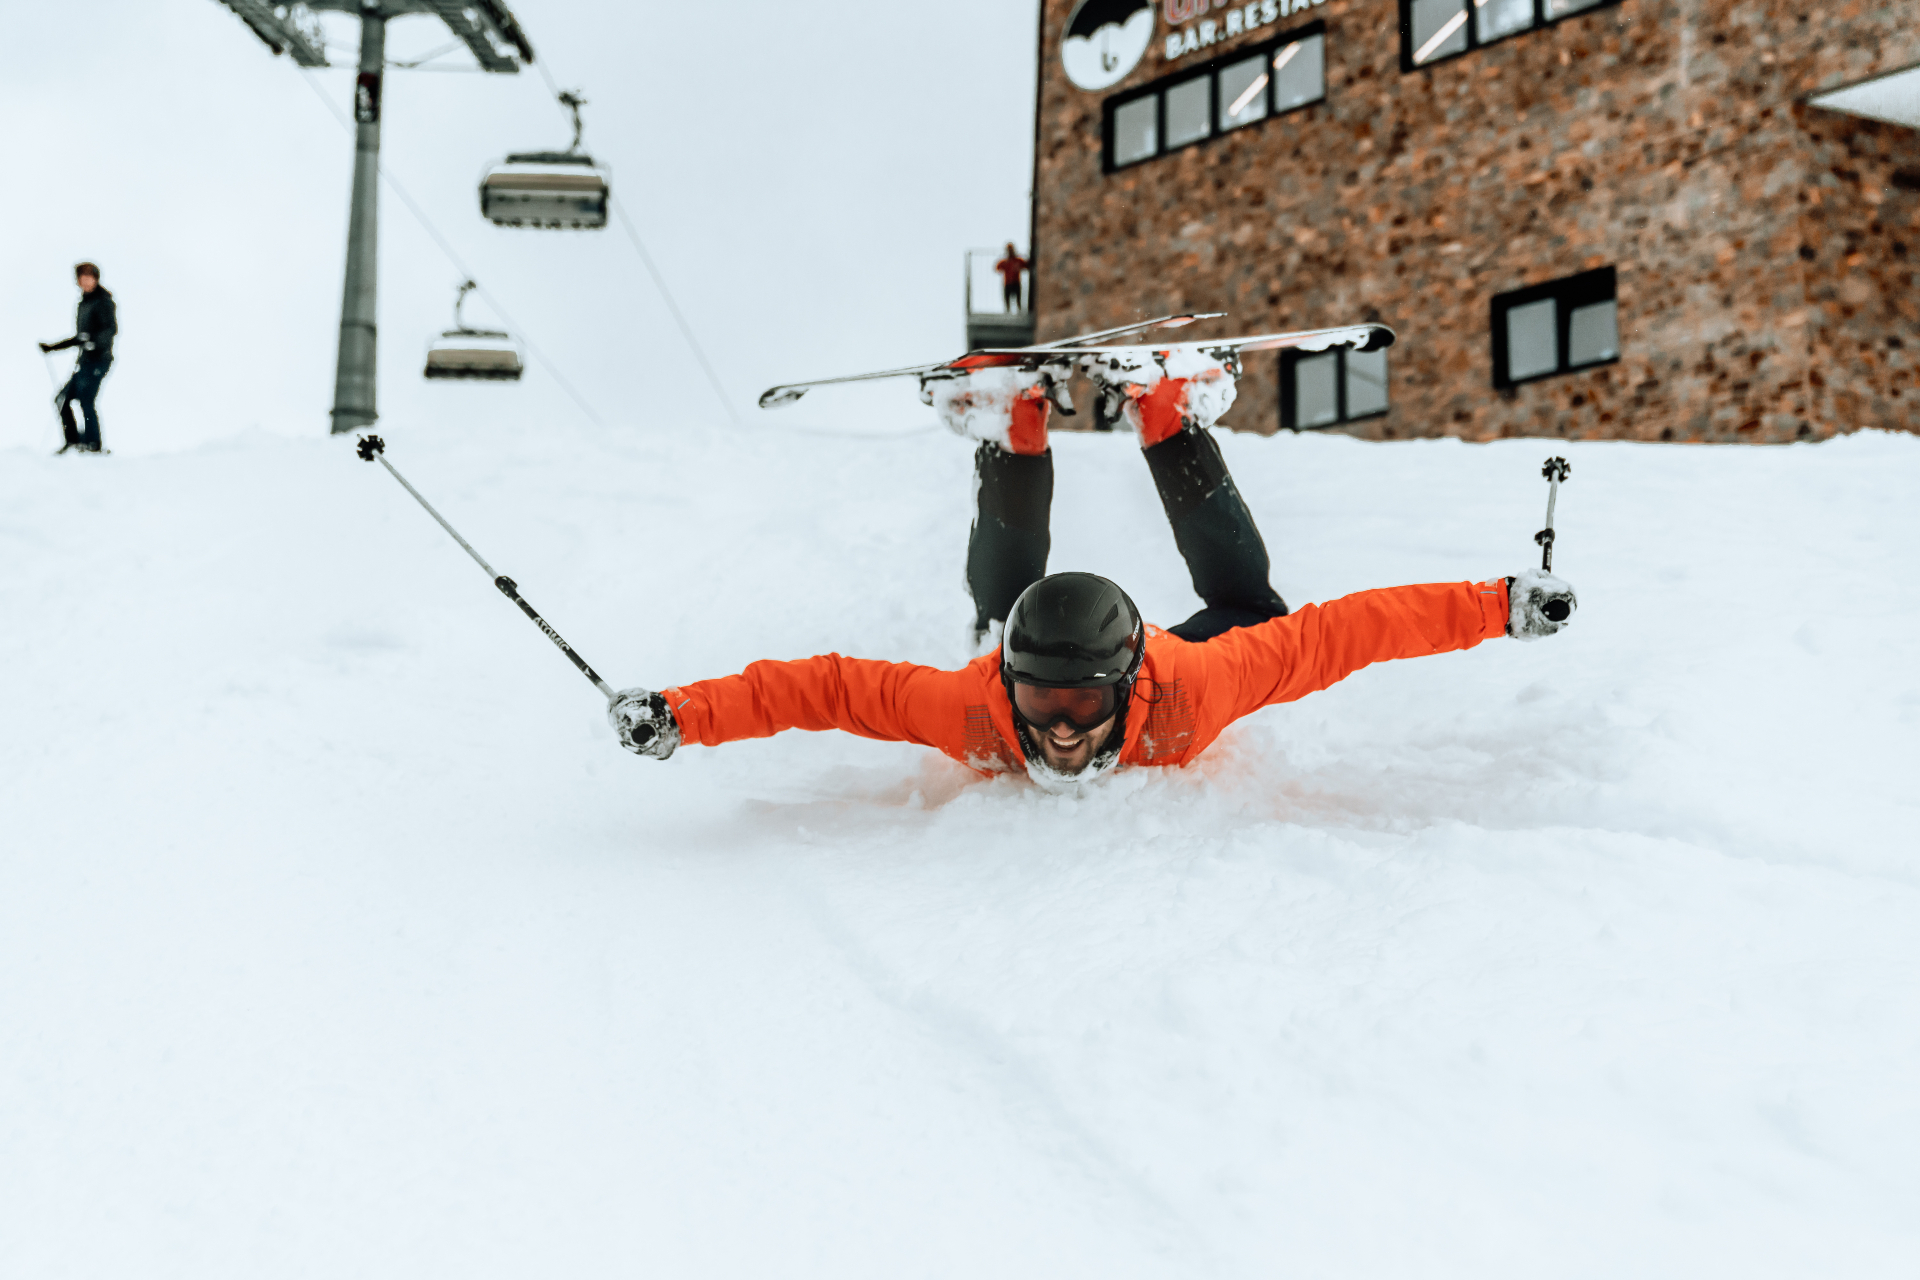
[608,347,1578,785]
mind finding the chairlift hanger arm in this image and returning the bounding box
[556,90,588,152]
[453,279,477,330]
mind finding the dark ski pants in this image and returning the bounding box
[57,357,111,451]
[966,428,1288,643]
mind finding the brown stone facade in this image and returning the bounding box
[1032,0,1920,441]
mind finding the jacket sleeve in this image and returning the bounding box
[1202,580,1510,724]
[662,653,966,749]
[94,295,117,347]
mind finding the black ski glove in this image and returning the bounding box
[608,688,681,760]
[1507,568,1578,641]
[37,342,55,353]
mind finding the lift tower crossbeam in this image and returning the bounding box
[211,1,535,433]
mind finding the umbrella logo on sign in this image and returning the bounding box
[1062,0,1154,91]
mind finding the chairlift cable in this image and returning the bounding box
[611,195,743,429]
[533,55,565,102]
[530,55,742,427]
[295,68,604,427]
[386,39,464,68]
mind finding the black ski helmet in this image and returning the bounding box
[1001,572,1145,690]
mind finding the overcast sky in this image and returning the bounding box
[1,1,1041,452]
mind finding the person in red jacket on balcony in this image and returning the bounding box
[607,341,1578,786]
[994,243,1029,312]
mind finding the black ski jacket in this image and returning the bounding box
[47,287,117,361]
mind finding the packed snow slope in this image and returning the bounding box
[2,419,1917,1279]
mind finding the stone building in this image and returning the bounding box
[1030,0,1920,441]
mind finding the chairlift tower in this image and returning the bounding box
[212,2,535,433]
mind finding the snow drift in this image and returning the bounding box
[2,419,1916,1278]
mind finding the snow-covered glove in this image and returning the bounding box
[608,688,681,759]
[1506,568,1578,641]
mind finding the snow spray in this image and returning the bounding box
[355,435,617,705]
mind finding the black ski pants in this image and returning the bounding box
[57,357,111,451]
[966,428,1288,643]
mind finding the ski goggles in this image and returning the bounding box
[1010,681,1120,734]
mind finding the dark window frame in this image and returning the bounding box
[1278,345,1391,432]
[1396,0,1624,74]
[1489,266,1619,389]
[1103,20,1327,174]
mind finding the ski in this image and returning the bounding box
[1026,310,1226,350]
[992,322,1395,360]
[758,361,952,408]
[757,311,1228,409]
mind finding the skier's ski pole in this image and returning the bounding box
[41,350,73,451]
[1534,457,1570,573]
[355,434,617,705]
[1529,457,1575,623]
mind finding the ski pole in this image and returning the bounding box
[1534,456,1570,573]
[355,434,617,705]
[42,350,72,450]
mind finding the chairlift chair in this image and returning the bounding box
[480,90,609,229]
[424,281,524,381]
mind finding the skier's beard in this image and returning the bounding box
[1019,715,1121,790]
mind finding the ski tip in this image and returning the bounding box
[1357,324,1396,352]
[1162,311,1228,328]
[758,386,807,409]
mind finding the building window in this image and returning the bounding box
[1280,345,1390,431]
[1104,23,1325,172]
[1489,267,1619,388]
[1399,0,1617,72]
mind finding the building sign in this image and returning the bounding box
[1062,0,1155,91]
[1162,0,1324,61]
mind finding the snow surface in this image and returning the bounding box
[4,419,1918,1277]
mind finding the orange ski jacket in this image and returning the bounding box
[663,579,1511,774]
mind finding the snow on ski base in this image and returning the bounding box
[2,420,1916,1278]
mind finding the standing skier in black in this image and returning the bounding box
[40,262,117,455]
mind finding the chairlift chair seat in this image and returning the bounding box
[425,328,524,380]
[480,151,609,229]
